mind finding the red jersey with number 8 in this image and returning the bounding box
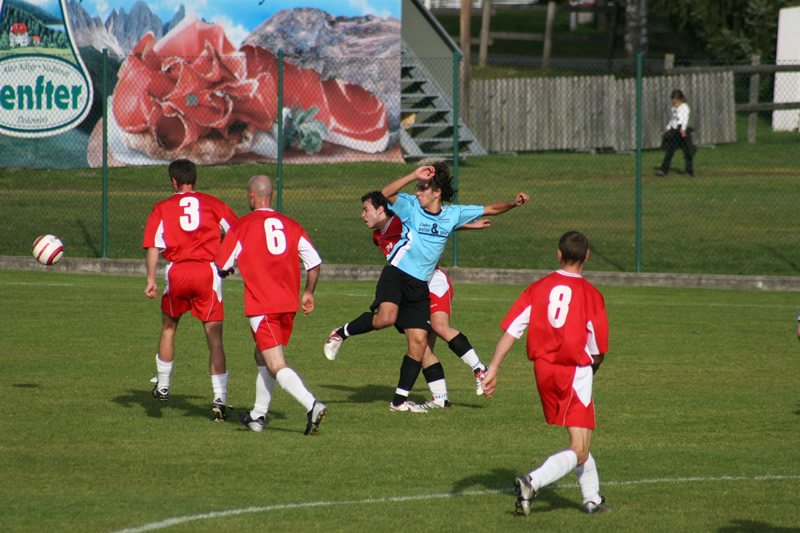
[143,191,237,263]
[500,270,608,367]
[215,208,322,316]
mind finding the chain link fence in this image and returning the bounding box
[1,53,799,276]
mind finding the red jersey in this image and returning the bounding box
[143,191,237,263]
[372,216,403,257]
[215,208,322,316]
[500,270,608,367]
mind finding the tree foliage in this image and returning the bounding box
[651,0,800,60]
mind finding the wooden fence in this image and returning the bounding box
[467,72,737,152]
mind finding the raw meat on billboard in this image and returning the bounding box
[89,9,401,167]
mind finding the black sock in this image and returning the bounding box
[392,355,422,406]
[422,362,445,383]
[448,332,472,358]
[339,311,374,339]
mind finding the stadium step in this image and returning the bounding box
[400,45,487,160]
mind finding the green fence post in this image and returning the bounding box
[635,52,643,272]
[102,48,109,258]
[452,50,460,268]
[277,49,284,213]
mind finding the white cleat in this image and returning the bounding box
[475,368,487,396]
[324,329,343,361]
[389,401,427,413]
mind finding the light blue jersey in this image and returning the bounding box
[387,192,484,281]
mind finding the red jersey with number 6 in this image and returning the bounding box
[143,191,237,263]
[500,270,608,367]
[215,208,322,316]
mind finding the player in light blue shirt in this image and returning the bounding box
[387,192,485,282]
[324,162,529,412]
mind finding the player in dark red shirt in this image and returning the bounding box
[215,174,327,436]
[482,231,612,516]
[143,159,237,421]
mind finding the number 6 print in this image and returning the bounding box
[265,218,287,254]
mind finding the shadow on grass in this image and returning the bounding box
[319,383,396,404]
[451,467,584,515]
[112,388,208,419]
[718,519,800,532]
[587,242,625,272]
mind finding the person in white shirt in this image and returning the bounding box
[656,89,694,177]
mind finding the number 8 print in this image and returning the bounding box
[547,285,572,328]
[265,218,287,254]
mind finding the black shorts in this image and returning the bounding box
[371,265,431,332]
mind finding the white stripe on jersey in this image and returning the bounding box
[505,304,531,339]
[298,236,322,271]
[154,220,166,251]
[219,241,242,272]
[389,229,412,269]
[584,320,599,359]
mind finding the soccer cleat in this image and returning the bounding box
[514,475,537,516]
[422,398,451,409]
[475,368,487,396]
[324,329,344,361]
[212,399,227,422]
[389,401,427,413]
[305,400,328,436]
[584,495,613,514]
[238,412,265,432]
[151,384,169,402]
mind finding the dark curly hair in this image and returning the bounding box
[429,161,457,203]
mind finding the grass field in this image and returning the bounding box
[2,268,799,532]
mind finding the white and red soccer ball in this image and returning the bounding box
[32,234,64,265]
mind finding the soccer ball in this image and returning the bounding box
[32,234,64,265]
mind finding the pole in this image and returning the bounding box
[102,49,109,258]
[452,50,461,268]
[635,52,643,272]
[277,50,284,213]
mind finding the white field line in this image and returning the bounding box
[110,474,800,533]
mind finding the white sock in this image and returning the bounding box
[460,348,482,372]
[211,371,228,404]
[276,367,315,412]
[427,378,448,404]
[156,354,173,390]
[251,366,275,419]
[575,453,601,504]
[529,449,578,491]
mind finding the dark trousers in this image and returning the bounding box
[660,128,694,175]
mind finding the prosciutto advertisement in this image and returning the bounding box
[0,0,402,168]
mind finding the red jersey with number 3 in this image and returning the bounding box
[500,270,608,366]
[373,216,403,257]
[215,208,322,316]
[143,191,237,263]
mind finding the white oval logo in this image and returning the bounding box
[0,55,92,137]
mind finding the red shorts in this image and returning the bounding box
[533,359,595,429]
[162,261,224,322]
[249,313,296,351]
[428,268,453,316]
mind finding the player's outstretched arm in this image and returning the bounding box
[482,332,517,397]
[301,266,320,316]
[482,192,530,216]
[381,165,435,203]
[457,219,492,231]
